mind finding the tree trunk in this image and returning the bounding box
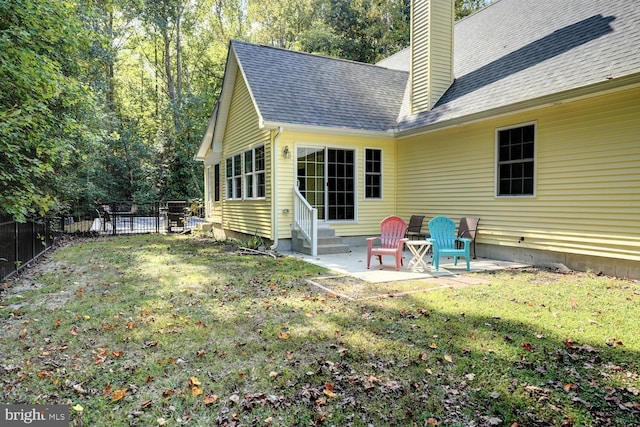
[176,13,182,101]
[106,8,115,111]
[162,26,179,130]
[163,27,176,105]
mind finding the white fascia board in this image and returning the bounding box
[209,45,239,152]
[261,121,395,139]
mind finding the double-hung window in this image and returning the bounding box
[226,154,242,200]
[497,123,535,196]
[244,145,265,199]
[364,148,382,199]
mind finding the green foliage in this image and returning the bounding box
[243,230,266,250]
[247,0,319,49]
[456,0,491,19]
[1,0,492,219]
[251,0,491,64]
[316,0,410,63]
[0,0,105,220]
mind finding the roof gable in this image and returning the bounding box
[231,40,408,133]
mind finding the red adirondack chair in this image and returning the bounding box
[366,216,409,270]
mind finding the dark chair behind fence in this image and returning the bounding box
[457,217,480,259]
[405,215,427,240]
[165,201,188,232]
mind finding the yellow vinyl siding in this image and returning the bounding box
[221,72,272,238]
[274,131,397,238]
[271,131,296,239]
[411,0,430,113]
[411,0,454,113]
[356,139,397,236]
[397,87,640,261]
[428,0,454,108]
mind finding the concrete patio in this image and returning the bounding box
[284,245,530,283]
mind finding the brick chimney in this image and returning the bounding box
[410,0,454,114]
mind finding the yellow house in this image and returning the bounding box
[195,0,640,278]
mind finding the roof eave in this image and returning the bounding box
[396,73,640,139]
[194,104,219,161]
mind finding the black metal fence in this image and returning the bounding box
[1,200,204,283]
[0,216,62,282]
[61,200,205,236]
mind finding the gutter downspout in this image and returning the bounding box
[270,126,284,251]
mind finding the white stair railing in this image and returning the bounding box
[293,186,318,256]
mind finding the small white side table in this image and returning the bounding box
[405,240,432,272]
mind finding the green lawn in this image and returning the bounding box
[1,234,638,426]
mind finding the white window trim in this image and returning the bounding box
[244,145,266,200]
[226,154,242,200]
[364,147,383,200]
[205,165,211,204]
[494,121,537,198]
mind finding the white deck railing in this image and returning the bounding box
[293,186,318,256]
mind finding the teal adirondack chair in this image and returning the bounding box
[427,216,471,271]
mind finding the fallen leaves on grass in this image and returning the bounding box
[204,394,219,405]
[521,342,534,352]
[189,376,203,396]
[277,331,290,339]
[323,383,336,398]
[112,388,127,402]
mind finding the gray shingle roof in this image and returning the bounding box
[229,0,640,134]
[397,0,640,131]
[232,41,408,132]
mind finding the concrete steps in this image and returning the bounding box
[292,224,350,255]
